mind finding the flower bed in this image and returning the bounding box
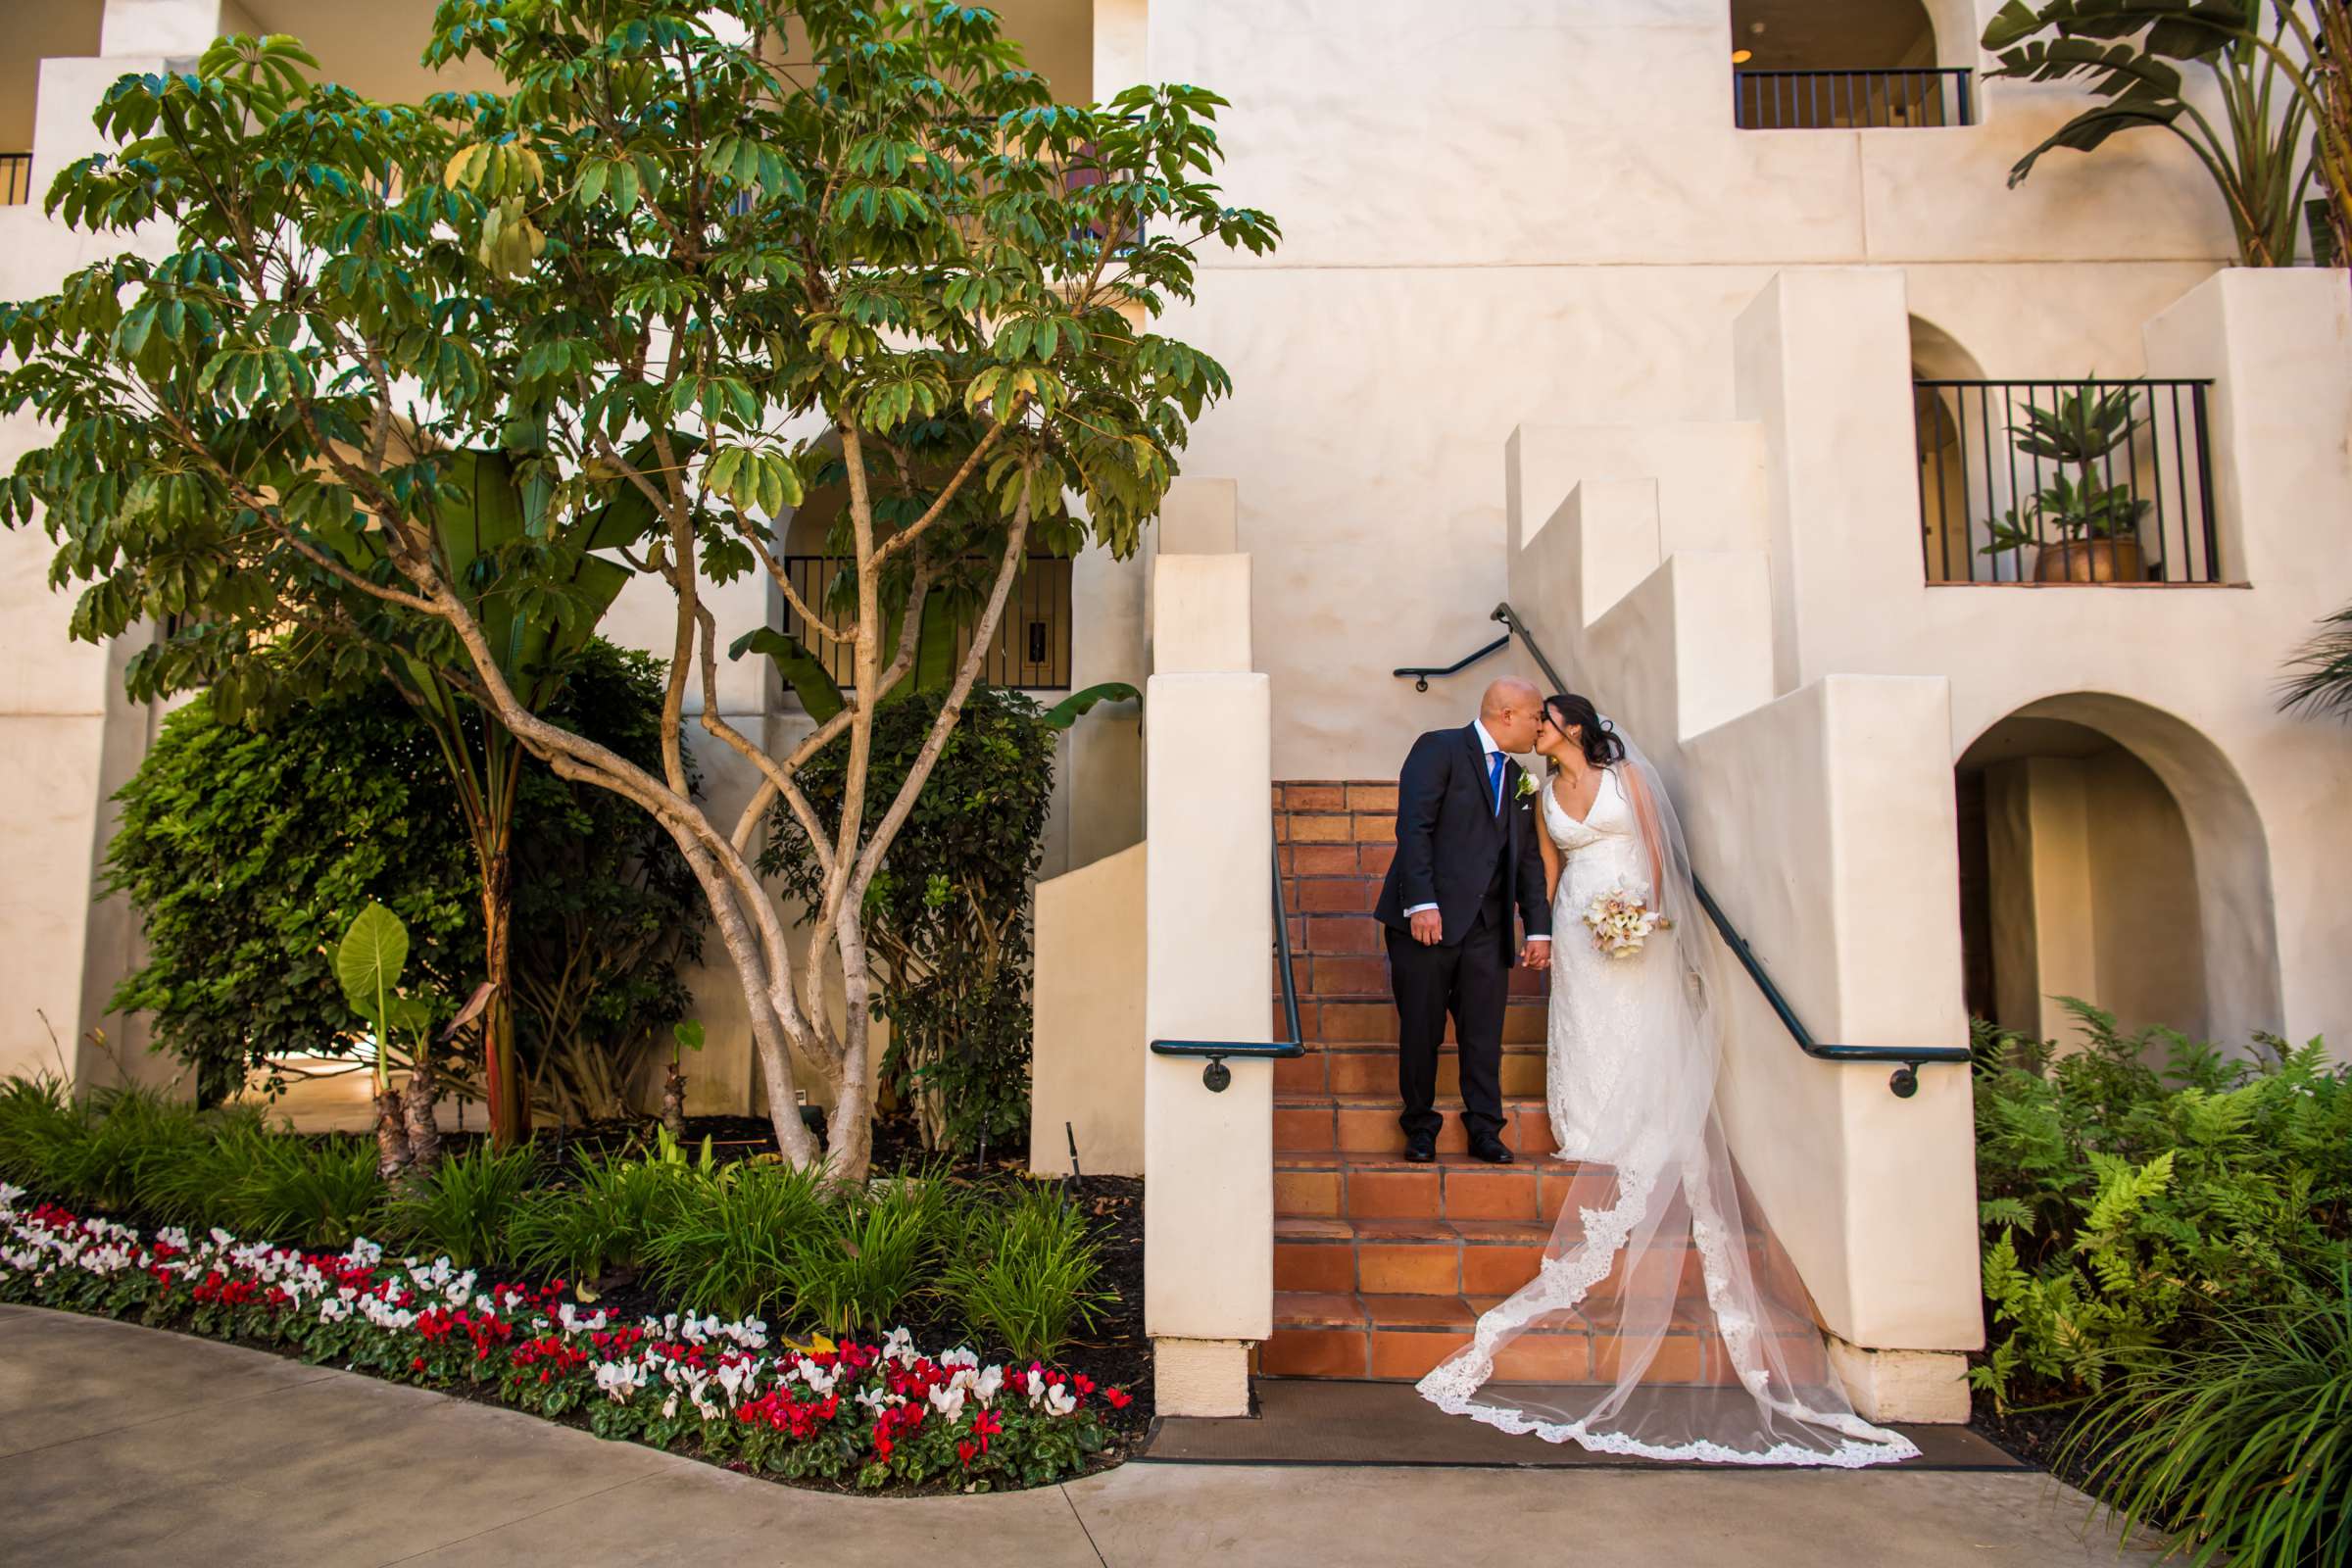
[0,1184,1130,1493]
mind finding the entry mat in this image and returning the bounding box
[1141,1380,2028,1471]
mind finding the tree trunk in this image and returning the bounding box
[661,1059,687,1140]
[481,858,528,1146]
[374,1089,413,1187]
[402,1057,443,1175]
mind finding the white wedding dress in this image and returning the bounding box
[1416,741,1920,1468]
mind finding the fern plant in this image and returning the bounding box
[1972,1001,2350,1408]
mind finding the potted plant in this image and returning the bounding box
[1982,384,2151,582]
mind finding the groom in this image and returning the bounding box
[1374,678,1553,1165]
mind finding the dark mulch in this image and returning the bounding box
[1968,1393,2099,1494]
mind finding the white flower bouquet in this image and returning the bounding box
[1582,881,1672,958]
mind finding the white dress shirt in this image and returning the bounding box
[1402,717,1548,942]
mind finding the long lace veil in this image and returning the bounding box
[1414,722,1920,1467]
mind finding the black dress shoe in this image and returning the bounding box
[1467,1133,1515,1164]
[1402,1133,1437,1164]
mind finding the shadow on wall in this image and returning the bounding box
[1956,692,2283,1053]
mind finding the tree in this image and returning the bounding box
[104,640,703,1120]
[1983,0,2352,268]
[0,2,1276,1178]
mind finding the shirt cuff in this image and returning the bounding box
[1402,903,1437,916]
[1525,934,1550,942]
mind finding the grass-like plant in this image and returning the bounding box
[508,1151,687,1286]
[0,1074,86,1191]
[386,1141,539,1268]
[646,1161,828,1321]
[944,1185,1115,1362]
[232,1133,386,1250]
[25,1085,206,1214]
[782,1173,952,1338]
[2062,1270,2350,1568]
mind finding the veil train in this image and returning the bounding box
[1413,723,1919,1468]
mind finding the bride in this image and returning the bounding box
[1414,692,1919,1468]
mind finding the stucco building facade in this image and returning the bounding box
[2,0,2346,1420]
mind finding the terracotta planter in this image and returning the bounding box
[2033,537,2144,583]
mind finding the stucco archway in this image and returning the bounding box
[1730,0,1974,125]
[1954,693,2283,1051]
[1910,315,1988,582]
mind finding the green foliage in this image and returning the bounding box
[781,1173,953,1338]
[1972,1001,2351,1407]
[2061,1270,2352,1568]
[944,1184,1115,1362]
[1982,0,2325,269]
[508,1148,689,1286]
[387,1142,541,1268]
[2278,601,2352,721]
[1981,384,2152,555]
[761,688,1055,1154]
[0,0,1274,1176]
[646,1161,832,1320]
[103,642,701,1113]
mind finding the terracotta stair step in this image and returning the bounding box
[1275,1095,1558,1159]
[1275,1149,1596,1225]
[1261,1290,1822,1385]
[1271,1000,1550,1047]
[1275,1041,1549,1099]
[1275,1215,1555,1296]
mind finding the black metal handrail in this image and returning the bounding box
[1393,632,1508,692]
[1484,602,1969,1096]
[0,154,30,207]
[1735,68,1974,129]
[1913,378,2222,585]
[1149,834,1305,1091]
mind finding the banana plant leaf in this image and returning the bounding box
[1042,681,1140,729]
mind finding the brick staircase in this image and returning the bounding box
[1261,780,1820,1387]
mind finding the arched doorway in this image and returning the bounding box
[1730,0,1972,126]
[1954,695,2283,1051]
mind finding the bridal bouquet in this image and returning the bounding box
[1582,882,1672,958]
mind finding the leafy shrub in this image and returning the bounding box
[2062,1270,2351,1568]
[229,1134,387,1250]
[945,1184,1114,1361]
[387,1142,539,1268]
[1972,1002,2351,1406]
[647,1161,830,1320]
[761,687,1054,1155]
[105,642,703,1114]
[782,1173,952,1338]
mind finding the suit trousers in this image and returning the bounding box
[1386,889,1509,1142]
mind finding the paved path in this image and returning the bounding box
[0,1305,2156,1567]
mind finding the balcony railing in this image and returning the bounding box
[1914,379,2222,585]
[778,554,1074,692]
[1734,69,1974,129]
[0,154,30,206]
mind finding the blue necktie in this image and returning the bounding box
[1488,751,1504,815]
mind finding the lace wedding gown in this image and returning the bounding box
[1415,747,1919,1468]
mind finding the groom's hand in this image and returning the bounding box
[1409,909,1444,946]
[1520,939,1551,970]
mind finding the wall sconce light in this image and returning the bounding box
[1732,48,1753,63]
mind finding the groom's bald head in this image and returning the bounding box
[1480,678,1543,754]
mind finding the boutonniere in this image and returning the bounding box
[1515,773,1539,802]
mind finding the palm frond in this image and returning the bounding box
[2278,603,2352,720]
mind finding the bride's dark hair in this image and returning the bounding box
[1544,693,1626,771]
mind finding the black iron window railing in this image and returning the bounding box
[0,154,30,206]
[1913,378,2222,585]
[777,554,1073,691]
[1734,69,1974,129]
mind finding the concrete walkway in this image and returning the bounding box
[0,1305,2155,1567]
